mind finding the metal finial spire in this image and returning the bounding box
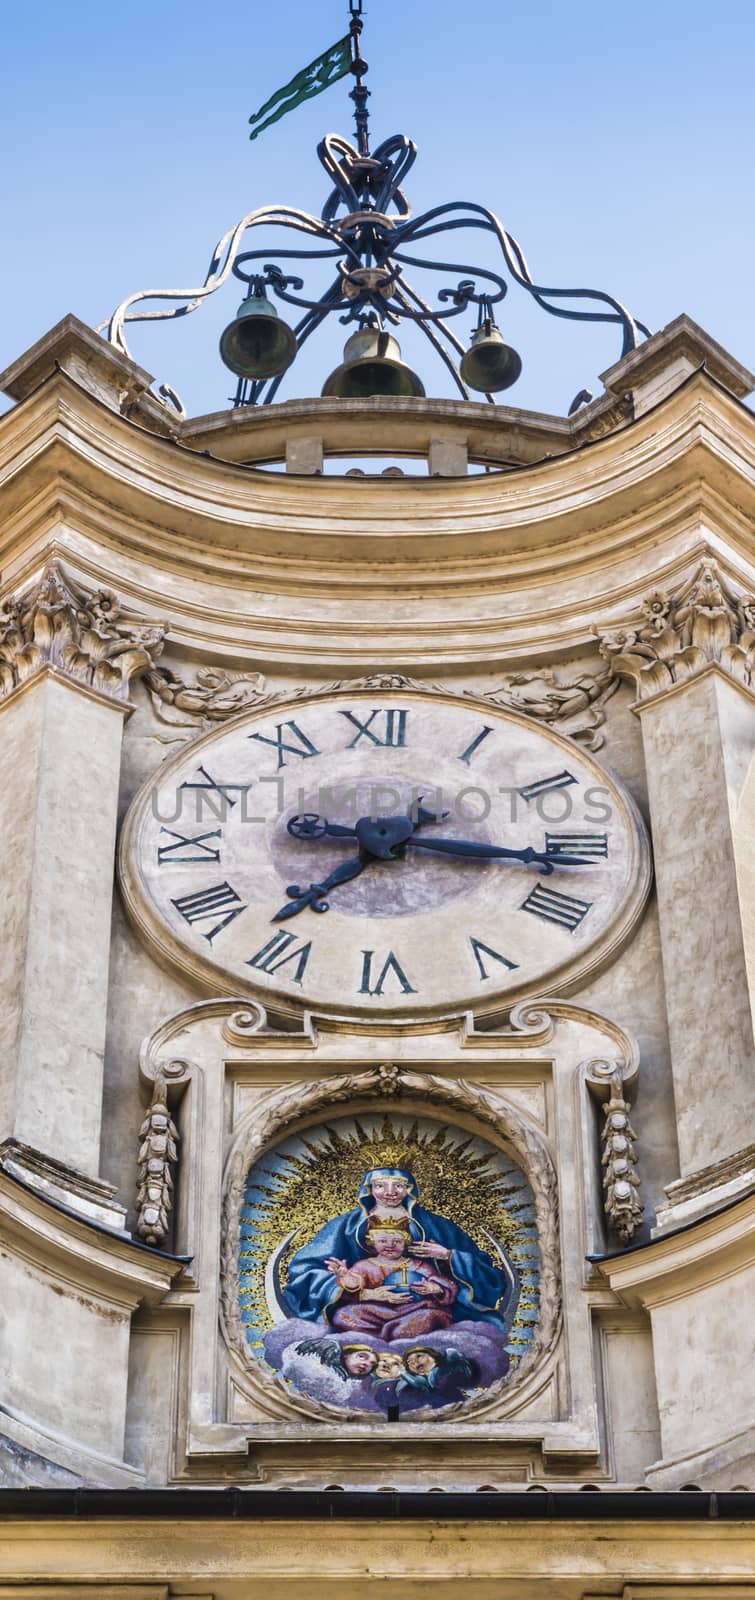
[348,0,370,156]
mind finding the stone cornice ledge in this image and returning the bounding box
[2,366,755,562]
[591,1186,755,1308]
[0,1169,185,1311]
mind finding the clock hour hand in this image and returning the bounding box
[272,854,367,921]
[406,835,593,875]
[287,803,446,851]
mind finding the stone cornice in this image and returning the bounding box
[1,1503,754,1585]
[0,1169,183,1311]
[2,368,755,667]
[593,1187,755,1308]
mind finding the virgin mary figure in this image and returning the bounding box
[282,1166,515,1335]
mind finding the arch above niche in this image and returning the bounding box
[219,1064,561,1425]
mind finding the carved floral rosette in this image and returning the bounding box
[218,1055,561,1425]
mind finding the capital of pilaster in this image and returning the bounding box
[595,559,755,704]
[0,561,167,706]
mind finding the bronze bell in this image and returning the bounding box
[460,320,522,393]
[219,291,297,381]
[322,328,425,399]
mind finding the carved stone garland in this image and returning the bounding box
[218,1054,561,1425]
[0,561,166,703]
[600,1072,643,1242]
[135,1075,179,1247]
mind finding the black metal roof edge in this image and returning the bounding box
[0,1164,191,1264]
[589,1180,755,1263]
[0,1488,754,1520]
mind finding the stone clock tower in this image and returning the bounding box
[2,20,755,1595]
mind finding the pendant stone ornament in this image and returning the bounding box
[119,688,651,1021]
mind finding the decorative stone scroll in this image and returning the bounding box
[597,559,755,701]
[0,561,166,703]
[135,1075,179,1247]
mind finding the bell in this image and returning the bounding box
[219,292,297,380]
[460,320,522,393]
[321,328,425,399]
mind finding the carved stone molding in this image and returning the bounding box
[218,1061,561,1426]
[0,562,166,704]
[597,560,755,703]
[507,1002,642,1242]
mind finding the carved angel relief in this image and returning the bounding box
[479,666,618,751]
[145,664,267,729]
[144,661,620,751]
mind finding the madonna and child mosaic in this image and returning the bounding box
[239,1113,541,1414]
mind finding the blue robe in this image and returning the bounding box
[284,1166,511,1331]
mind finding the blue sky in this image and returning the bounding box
[2,1,754,419]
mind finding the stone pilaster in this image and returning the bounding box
[0,563,165,1225]
[598,561,755,1198]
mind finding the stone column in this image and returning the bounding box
[599,561,755,1206]
[0,563,165,1226]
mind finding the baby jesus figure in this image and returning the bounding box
[326,1222,457,1341]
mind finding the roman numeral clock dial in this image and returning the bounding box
[119,690,651,1022]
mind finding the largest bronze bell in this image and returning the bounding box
[322,328,425,399]
[460,321,522,393]
[219,293,297,380]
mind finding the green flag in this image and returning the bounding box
[249,36,352,141]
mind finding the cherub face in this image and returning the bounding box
[371,1176,409,1206]
[370,1230,408,1260]
[375,1352,405,1380]
[343,1347,377,1376]
[406,1349,438,1376]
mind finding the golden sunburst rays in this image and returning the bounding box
[239,1113,541,1358]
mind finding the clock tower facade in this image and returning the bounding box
[1,291,755,1594]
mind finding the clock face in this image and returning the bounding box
[119,689,651,1021]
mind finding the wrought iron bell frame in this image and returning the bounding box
[101,1,650,416]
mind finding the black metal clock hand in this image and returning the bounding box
[272,854,368,922]
[275,807,589,921]
[287,812,358,841]
[275,806,448,921]
[405,835,592,875]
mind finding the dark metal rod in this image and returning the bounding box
[348,3,370,157]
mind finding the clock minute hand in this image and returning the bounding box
[406,835,593,875]
[272,854,367,922]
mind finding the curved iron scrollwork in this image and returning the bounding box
[102,125,649,413]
